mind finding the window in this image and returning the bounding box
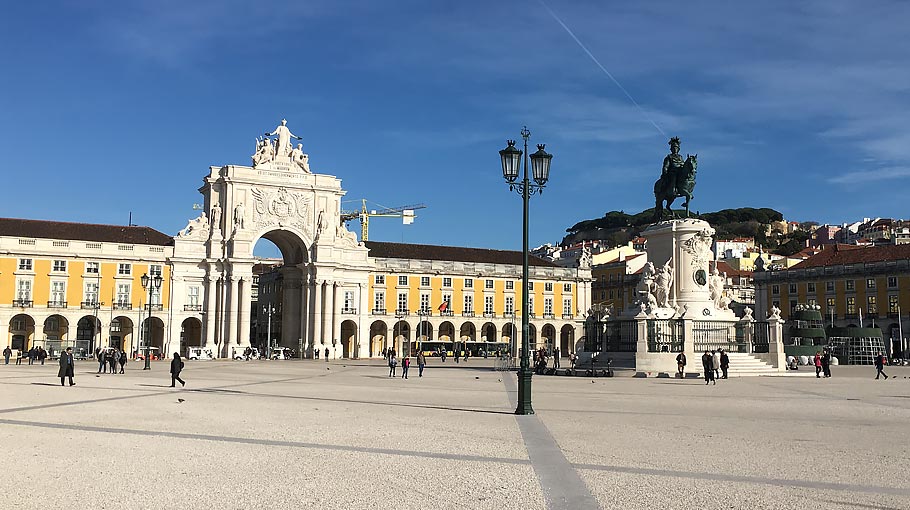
[600,291,605,300]
[545,282,553,292]
[84,282,99,305]
[117,284,131,306]
[374,275,385,285]
[528,297,534,314]
[826,297,835,311]
[420,276,430,287]
[889,295,899,314]
[484,295,494,314]
[398,275,408,286]
[118,263,131,276]
[53,260,67,272]
[373,291,385,311]
[807,282,816,293]
[51,281,66,305]
[505,280,514,290]
[397,292,408,313]
[888,276,898,288]
[527,281,534,292]
[866,278,876,289]
[846,296,856,315]
[464,278,473,289]
[505,296,514,314]
[420,293,430,312]
[443,277,452,288]
[441,293,452,311]
[771,285,779,295]
[867,296,877,315]
[609,274,614,282]
[16,279,32,300]
[788,283,797,294]
[187,286,200,307]
[563,298,573,316]
[18,258,32,271]
[150,264,162,277]
[86,261,100,274]
[463,295,473,313]
[609,290,614,299]
[826,281,835,292]
[485,279,494,289]
[789,299,797,313]
[343,291,355,311]
[544,298,553,315]
[845,280,855,291]
[563,283,572,293]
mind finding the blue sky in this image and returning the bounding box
[1,1,908,257]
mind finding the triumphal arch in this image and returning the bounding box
[171,120,372,358]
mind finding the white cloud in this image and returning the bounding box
[828,166,910,184]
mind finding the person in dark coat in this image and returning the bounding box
[821,348,832,378]
[96,348,104,374]
[37,346,47,365]
[3,346,10,365]
[118,350,127,374]
[701,351,715,385]
[417,351,426,377]
[676,352,687,377]
[875,353,889,380]
[58,347,75,386]
[170,353,186,387]
[720,349,730,379]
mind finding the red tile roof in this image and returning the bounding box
[364,241,558,267]
[792,243,910,269]
[0,217,174,246]
[716,260,751,277]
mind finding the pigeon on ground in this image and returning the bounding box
[177,398,185,403]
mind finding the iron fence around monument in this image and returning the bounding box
[647,319,684,352]
[583,319,638,352]
[752,322,770,353]
[692,320,745,353]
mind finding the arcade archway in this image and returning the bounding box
[340,320,357,358]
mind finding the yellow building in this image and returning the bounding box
[754,244,910,352]
[591,251,647,313]
[0,218,177,358]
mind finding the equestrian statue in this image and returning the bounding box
[653,136,697,221]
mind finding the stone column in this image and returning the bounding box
[767,316,786,371]
[203,275,218,352]
[299,272,310,357]
[313,280,324,353]
[237,277,251,348]
[226,275,240,356]
[330,282,338,358]
[280,269,302,348]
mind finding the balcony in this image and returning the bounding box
[372,308,387,315]
[439,310,454,317]
[341,308,358,314]
[113,302,132,310]
[483,312,496,318]
[462,311,475,318]
[12,299,33,308]
[543,313,556,320]
[417,310,432,317]
[81,301,101,309]
[145,304,163,312]
[394,309,410,317]
[184,304,203,312]
[47,300,68,309]
[562,313,574,320]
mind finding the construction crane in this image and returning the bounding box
[340,199,427,241]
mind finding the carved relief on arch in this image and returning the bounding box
[250,186,313,237]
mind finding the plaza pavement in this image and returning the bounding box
[1,357,908,510]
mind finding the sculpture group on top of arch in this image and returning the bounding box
[252,119,311,172]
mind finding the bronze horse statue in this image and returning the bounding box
[653,154,697,220]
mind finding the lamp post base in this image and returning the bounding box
[514,368,535,415]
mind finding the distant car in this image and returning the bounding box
[187,347,215,360]
[135,347,161,361]
[270,347,293,360]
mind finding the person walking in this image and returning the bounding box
[401,356,410,379]
[814,351,822,378]
[119,350,127,374]
[169,353,186,387]
[96,348,104,374]
[711,350,721,380]
[702,351,715,385]
[3,346,11,365]
[676,352,687,377]
[440,349,447,363]
[720,349,730,379]
[417,351,426,377]
[325,347,330,361]
[58,347,75,387]
[388,354,397,377]
[875,352,889,380]
[107,349,117,374]
[821,348,832,378]
[38,346,47,365]
[553,347,560,368]
[27,346,35,365]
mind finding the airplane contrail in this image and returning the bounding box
[539,0,667,138]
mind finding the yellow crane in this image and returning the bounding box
[340,199,427,241]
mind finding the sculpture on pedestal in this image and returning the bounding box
[653,136,698,221]
[266,119,302,156]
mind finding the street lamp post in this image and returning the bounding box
[499,127,553,415]
[140,272,163,371]
[263,303,275,358]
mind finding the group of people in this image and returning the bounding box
[811,349,833,378]
[386,349,427,379]
[95,347,127,374]
[534,347,561,374]
[2,346,49,365]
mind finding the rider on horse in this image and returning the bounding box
[653,136,697,221]
[660,136,685,197]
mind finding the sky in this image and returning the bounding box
[1,1,908,258]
